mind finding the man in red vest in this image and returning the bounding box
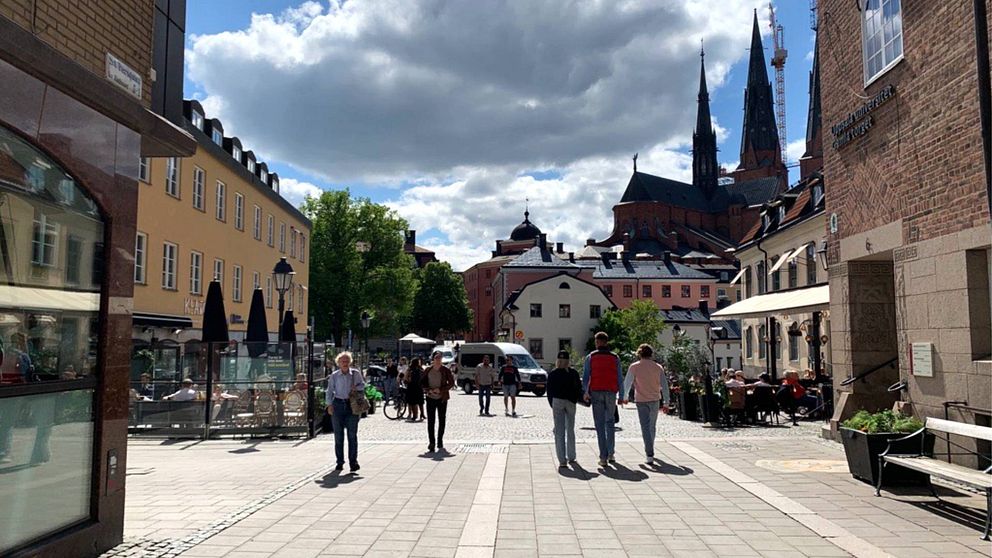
[582,331,623,467]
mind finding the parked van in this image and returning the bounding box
[456,342,547,397]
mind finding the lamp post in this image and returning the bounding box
[273,257,296,325]
[360,310,371,368]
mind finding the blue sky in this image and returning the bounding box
[183,1,818,269]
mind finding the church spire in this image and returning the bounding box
[693,43,719,200]
[737,9,783,172]
[800,34,823,178]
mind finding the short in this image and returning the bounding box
[503,384,518,397]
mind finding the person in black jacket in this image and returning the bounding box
[547,350,583,468]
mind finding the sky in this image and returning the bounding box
[183,0,818,271]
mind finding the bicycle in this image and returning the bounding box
[382,387,407,420]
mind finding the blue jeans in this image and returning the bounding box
[478,385,492,413]
[331,398,359,466]
[384,377,397,399]
[635,400,660,458]
[589,391,617,459]
[551,398,576,463]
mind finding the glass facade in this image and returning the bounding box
[0,125,103,553]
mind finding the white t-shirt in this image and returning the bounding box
[167,388,197,401]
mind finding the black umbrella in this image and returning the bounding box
[245,288,269,358]
[200,280,228,433]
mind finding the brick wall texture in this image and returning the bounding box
[0,0,154,105]
[819,0,990,252]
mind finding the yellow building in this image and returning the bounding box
[133,100,311,343]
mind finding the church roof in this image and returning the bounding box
[803,35,822,158]
[509,210,542,241]
[724,176,780,207]
[619,172,712,210]
[739,10,780,161]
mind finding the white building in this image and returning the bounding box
[499,272,615,369]
[658,306,742,373]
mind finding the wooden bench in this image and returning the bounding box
[876,417,992,540]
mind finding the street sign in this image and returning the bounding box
[514,330,524,340]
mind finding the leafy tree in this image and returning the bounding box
[411,262,472,339]
[303,190,416,346]
[662,335,710,392]
[586,299,667,368]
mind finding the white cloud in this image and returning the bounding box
[786,138,806,164]
[278,177,323,209]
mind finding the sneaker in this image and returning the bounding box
[505,411,510,417]
[512,411,518,417]
[568,459,577,465]
[334,463,344,471]
[645,456,654,465]
[608,454,616,463]
[559,462,568,468]
[350,463,360,473]
[479,411,484,416]
[598,458,608,467]
[428,445,435,453]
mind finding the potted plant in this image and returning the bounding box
[364,384,383,415]
[840,409,931,486]
[314,386,332,433]
[663,337,708,422]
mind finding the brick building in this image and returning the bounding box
[0,1,194,555]
[819,0,991,452]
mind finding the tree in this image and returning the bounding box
[586,299,667,368]
[303,190,416,346]
[411,262,472,339]
[663,335,710,392]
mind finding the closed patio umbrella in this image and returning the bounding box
[200,280,229,434]
[280,310,297,361]
[245,288,269,380]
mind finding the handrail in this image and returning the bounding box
[839,358,898,387]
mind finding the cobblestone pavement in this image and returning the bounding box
[106,396,991,558]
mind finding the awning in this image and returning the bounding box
[710,285,829,319]
[729,268,747,285]
[398,333,435,344]
[786,243,812,262]
[132,312,194,328]
[0,285,99,312]
[767,252,791,274]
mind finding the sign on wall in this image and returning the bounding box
[830,85,895,149]
[105,52,142,99]
[911,342,934,377]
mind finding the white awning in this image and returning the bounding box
[398,333,435,344]
[710,285,829,319]
[786,243,812,262]
[729,268,747,285]
[767,252,791,274]
[0,285,99,313]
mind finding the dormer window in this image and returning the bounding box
[260,170,267,183]
[762,214,771,231]
[232,145,241,162]
[191,111,204,130]
[212,129,223,145]
[777,206,786,223]
[812,184,824,206]
[247,159,256,173]
[272,179,279,192]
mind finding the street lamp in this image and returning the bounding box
[360,310,371,367]
[272,257,296,324]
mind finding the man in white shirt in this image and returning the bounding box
[725,370,746,388]
[164,378,198,401]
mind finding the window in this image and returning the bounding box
[529,338,543,360]
[681,285,691,298]
[777,206,786,224]
[623,285,633,298]
[248,206,260,241]
[558,339,572,352]
[265,277,273,308]
[559,304,571,319]
[65,235,82,284]
[484,287,492,296]
[861,0,903,84]
[232,145,241,162]
[189,251,203,294]
[267,215,274,246]
[279,223,286,252]
[192,167,205,210]
[234,193,244,230]
[215,181,226,221]
[288,282,294,310]
[745,267,753,298]
[212,129,222,145]
[789,325,799,361]
[662,285,671,298]
[788,260,798,289]
[162,242,177,289]
[806,244,818,285]
[772,267,781,291]
[260,169,268,184]
[232,265,243,302]
[191,111,204,130]
[701,285,710,298]
[290,227,297,257]
[31,214,57,266]
[745,328,753,358]
[247,159,256,173]
[213,258,223,284]
[758,325,767,360]
[92,242,104,285]
[272,178,279,192]
[642,284,652,298]
[252,271,261,291]
[530,303,542,318]
[717,288,727,298]
[134,232,147,283]
[756,261,766,294]
[812,184,824,206]
[299,234,306,262]
[716,357,722,371]
[605,285,613,297]
[589,305,601,319]
[165,157,179,197]
[138,157,150,183]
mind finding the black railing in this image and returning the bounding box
[839,358,898,387]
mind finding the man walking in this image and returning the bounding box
[621,344,670,464]
[499,356,522,417]
[583,332,623,467]
[475,355,496,416]
[384,358,399,399]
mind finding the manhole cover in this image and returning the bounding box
[453,443,508,454]
[714,441,757,451]
[755,459,848,473]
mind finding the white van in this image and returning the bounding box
[456,342,547,397]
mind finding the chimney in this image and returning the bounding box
[556,242,563,253]
[538,233,547,250]
[663,251,671,264]
[622,232,631,252]
[586,238,596,246]
[404,230,416,251]
[698,300,709,316]
[568,252,575,263]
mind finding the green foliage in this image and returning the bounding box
[842,409,924,433]
[364,383,383,402]
[586,299,667,368]
[303,190,416,345]
[662,335,709,392]
[411,262,473,338]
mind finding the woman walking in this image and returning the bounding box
[405,357,425,422]
[547,350,582,468]
[327,352,365,473]
[621,344,670,464]
[422,351,455,452]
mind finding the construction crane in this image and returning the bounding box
[768,2,788,163]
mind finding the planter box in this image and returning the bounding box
[840,427,933,486]
[678,391,700,422]
[698,393,723,423]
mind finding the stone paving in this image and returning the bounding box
[107,395,992,558]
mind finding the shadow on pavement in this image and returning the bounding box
[315,471,361,488]
[599,462,648,482]
[558,462,599,481]
[641,460,693,476]
[229,441,261,454]
[418,449,454,461]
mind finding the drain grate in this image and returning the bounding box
[453,443,508,454]
[713,441,757,451]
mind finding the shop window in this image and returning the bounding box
[623,285,633,298]
[529,338,543,359]
[134,233,147,283]
[192,167,204,210]
[861,0,903,84]
[589,305,601,319]
[559,304,571,319]
[530,303,542,318]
